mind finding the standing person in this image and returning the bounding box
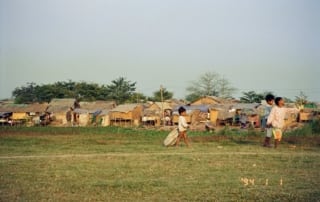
[176,107,190,147]
[267,97,299,148]
[66,107,73,126]
[262,94,275,147]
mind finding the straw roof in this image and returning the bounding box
[47,98,75,113]
[154,102,172,110]
[191,96,223,105]
[0,103,48,113]
[74,101,116,114]
[110,103,142,113]
[79,101,116,111]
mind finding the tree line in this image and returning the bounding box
[12,77,174,104]
[11,71,237,104]
[11,71,307,104]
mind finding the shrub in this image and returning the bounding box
[310,119,320,134]
[287,119,320,136]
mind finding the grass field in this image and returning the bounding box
[0,126,320,201]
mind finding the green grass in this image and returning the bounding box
[0,126,320,201]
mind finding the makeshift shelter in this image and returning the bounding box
[231,103,261,128]
[209,109,219,126]
[47,98,75,126]
[148,102,172,111]
[166,99,186,108]
[25,103,50,126]
[0,112,12,125]
[172,105,209,125]
[73,101,116,126]
[299,106,317,122]
[0,104,27,122]
[0,102,16,125]
[100,110,112,126]
[0,103,48,126]
[142,108,160,126]
[209,104,235,126]
[143,102,173,126]
[109,104,143,126]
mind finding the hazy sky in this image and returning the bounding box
[1,0,319,101]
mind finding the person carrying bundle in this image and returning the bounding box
[176,107,190,147]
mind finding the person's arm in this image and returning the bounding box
[285,107,299,114]
[267,108,275,127]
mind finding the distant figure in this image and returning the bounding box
[239,112,247,129]
[74,99,80,109]
[176,107,190,147]
[66,107,73,126]
[164,111,171,126]
[262,94,275,147]
[267,97,299,148]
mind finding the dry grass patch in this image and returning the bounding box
[0,127,319,201]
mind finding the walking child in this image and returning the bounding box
[267,97,299,148]
[262,94,275,147]
[176,107,190,147]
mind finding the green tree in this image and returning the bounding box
[185,71,236,101]
[185,93,201,103]
[151,87,173,102]
[74,81,103,101]
[128,92,147,103]
[240,91,264,103]
[95,85,109,101]
[35,84,57,103]
[106,77,137,104]
[12,82,39,104]
[12,80,113,103]
[51,80,77,98]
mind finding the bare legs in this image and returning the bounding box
[176,131,190,147]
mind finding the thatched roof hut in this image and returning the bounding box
[73,101,116,126]
[109,104,143,126]
[47,98,75,126]
[142,102,173,126]
[75,101,116,113]
[0,103,48,113]
[47,98,76,113]
[0,102,49,125]
[172,105,210,124]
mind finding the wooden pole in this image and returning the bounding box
[160,85,165,126]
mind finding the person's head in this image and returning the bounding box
[265,94,275,105]
[275,97,284,107]
[178,106,186,115]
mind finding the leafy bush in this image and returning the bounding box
[310,119,320,134]
[287,119,320,136]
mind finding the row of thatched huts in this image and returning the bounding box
[0,99,116,126]
[0,96,318,128]
[0,98,178,127]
